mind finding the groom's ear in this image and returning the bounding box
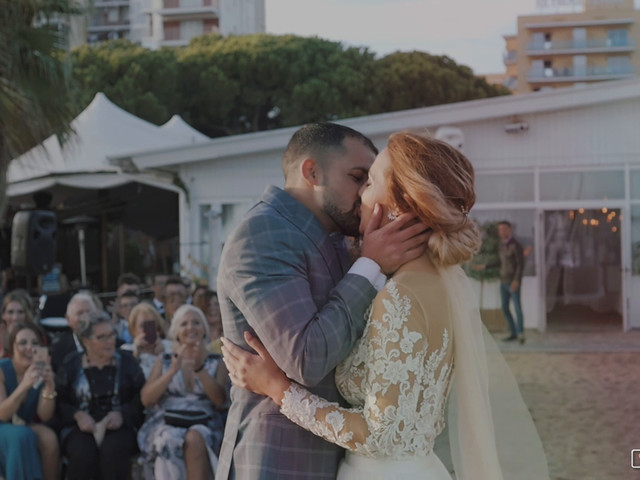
[301,158,321,187]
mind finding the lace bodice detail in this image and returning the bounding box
[281,273,454,459]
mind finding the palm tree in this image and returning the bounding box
[0,0,80,216]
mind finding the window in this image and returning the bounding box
[475,173,534,203]
[471,209,537,276]
[532,33,545,49]
[573,28,586,48]
[539,171,624,201]
[544,60,553,77]
[573,55,587,76]
[632,206,640,275]
[608,29,628,47]
[607,56,630,74]
[163,20,180,40]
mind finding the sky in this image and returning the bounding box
[265,0,639,75]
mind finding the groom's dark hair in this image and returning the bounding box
[282,122,377,179]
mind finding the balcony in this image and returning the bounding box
[503,50,517,65]
[93,0,129,7]
[88,20,130,32]
[524,17,633,29]
[527,37,635,56]
[527,65,636,82]
[148,0,219,20]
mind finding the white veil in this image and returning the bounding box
[442,265,549,480]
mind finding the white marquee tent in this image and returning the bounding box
[7,92,209,201]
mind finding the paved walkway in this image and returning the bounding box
[496,329,640,480]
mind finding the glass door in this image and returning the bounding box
[543,209,622,331]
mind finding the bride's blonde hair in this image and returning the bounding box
[386,132,481,267]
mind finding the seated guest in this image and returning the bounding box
[161,291,186,335]
[138,305,227,480]
[50,293,97,372]
[0,322,59,480]
[0,319,5,358]
[114,290,139,344]
[150,273,169,317]
[56,311,145,480]
[116,273,141,297]
[191,284,208,309]
[122,302,170,378]
[164,276,187,305]
[193,290,223,355]
[1,291,36,357]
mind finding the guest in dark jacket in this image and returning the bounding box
[56,310,145,480]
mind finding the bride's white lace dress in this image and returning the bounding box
[280,256,455,479]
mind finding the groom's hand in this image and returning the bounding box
[360,204,430,275]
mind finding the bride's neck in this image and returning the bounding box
[392,252,434,276]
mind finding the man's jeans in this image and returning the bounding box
[500,282,523,336]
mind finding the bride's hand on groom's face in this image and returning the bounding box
[221,332,290,406]
[361,204,431,275]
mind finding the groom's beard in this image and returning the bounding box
[323,196,361,237]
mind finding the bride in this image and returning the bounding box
[222,132,548,480]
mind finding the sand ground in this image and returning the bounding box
[498,330,640,480]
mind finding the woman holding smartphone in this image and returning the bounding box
[0,322,59,480]
[122,303,171,378]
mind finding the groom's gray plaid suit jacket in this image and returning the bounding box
[216,186,377,480]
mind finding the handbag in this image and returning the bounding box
[164,409,211,428]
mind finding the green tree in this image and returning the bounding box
[0,0,79,214]
[68,34,511,139]
[374,51,509,113]
[177,34,378,136]
[71,40,180,124]
[466,221,501,309]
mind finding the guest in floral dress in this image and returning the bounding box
[139,304,227,480]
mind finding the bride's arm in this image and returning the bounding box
[222,280,452,457]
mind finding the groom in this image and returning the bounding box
[216,123,428,480]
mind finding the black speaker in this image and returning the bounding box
[11,210,57,274]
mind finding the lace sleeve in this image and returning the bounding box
[280,279,453,458]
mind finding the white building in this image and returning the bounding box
[64,0,264,48]
[135,0,265,49]
[113,78,640,333]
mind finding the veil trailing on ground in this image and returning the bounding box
[442,266,549,480]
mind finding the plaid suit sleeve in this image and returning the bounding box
[220,213,376,388]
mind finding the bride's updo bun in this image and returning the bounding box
[386,132,481,267]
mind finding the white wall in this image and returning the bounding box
[457,99,640,171]
[219,0,265,35]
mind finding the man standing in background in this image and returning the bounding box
[497,220,525,344]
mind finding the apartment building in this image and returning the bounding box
[87,0,131,43]
[504,0,640,94]
[67,0,264,49]
[138,0,265,49]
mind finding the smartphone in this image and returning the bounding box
[33,346,48,368]
[33,346,48,389]
[142,320,157,344]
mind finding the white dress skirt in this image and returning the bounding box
[337,451,452,480]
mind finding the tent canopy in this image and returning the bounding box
[7,92,210,191]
